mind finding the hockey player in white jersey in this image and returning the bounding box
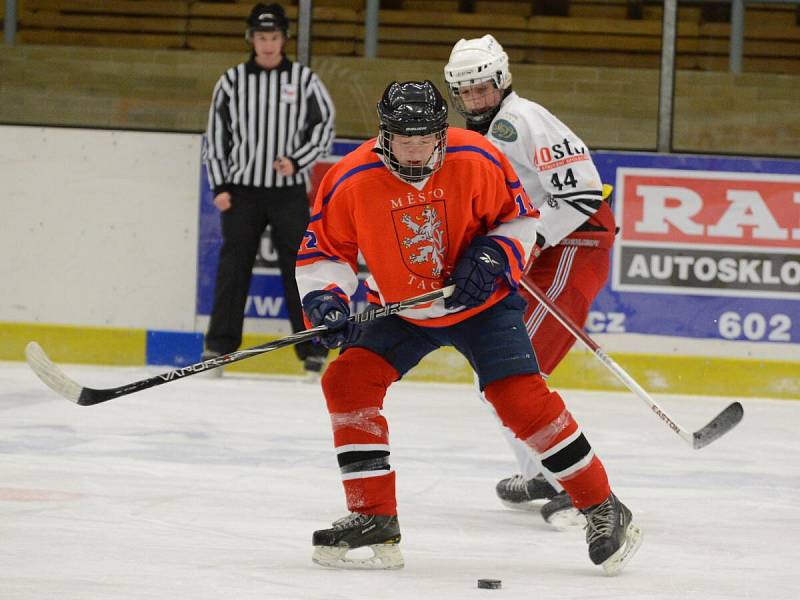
[444,36,620,527]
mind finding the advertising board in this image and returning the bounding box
[196,144,800,347]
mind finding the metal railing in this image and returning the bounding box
[5,0,798,70]
[724,0,800,73]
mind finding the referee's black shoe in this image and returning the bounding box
[303,356,326,382]
[200,350,224,379]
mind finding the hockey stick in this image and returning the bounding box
[25,285,454,407]
[520,276,743,450]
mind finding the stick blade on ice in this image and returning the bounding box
[21,287,456,408]
[692,402,744,449]
[25,341,83,404]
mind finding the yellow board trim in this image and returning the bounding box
[0,322,145,365]
[2,322,798,400]
[546,350,800,400]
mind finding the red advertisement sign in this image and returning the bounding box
[614,168,800,298]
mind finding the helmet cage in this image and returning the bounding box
[446,78,504,125]
[376,80,449,182]
[378,127,448,183]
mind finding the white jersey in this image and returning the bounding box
[485,92,604,248]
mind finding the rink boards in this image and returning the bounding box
[2,130,798,399]
[192,143,800,397]
[196,145,800,346]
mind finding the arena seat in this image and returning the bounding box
[11,0,800,73]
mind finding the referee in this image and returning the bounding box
[203,2,335,378]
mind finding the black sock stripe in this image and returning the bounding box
[337,450,389,469]
[541,433,592,474]
[340,457,391,474]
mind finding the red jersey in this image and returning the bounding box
[296,128,540,327]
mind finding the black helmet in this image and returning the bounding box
[377,81,449,182]
[377,80,448,136]
[246,3,289,39]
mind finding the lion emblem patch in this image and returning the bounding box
[393,201,448,279]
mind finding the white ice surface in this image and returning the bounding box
[1,360,797,600]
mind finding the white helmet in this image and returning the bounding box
[444,35,511,90]
[443,35,511,124]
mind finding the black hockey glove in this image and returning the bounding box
[445,236,507,309]
[302,290,360,349]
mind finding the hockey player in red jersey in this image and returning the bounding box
[296,80,641,574]
[445,35,618,526]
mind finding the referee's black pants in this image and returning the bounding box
[205,184,328,363]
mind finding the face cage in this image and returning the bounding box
[379,128,448,183]
[446,78,502,124]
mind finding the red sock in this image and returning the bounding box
[484,374,610,509]
[322,348,400,515]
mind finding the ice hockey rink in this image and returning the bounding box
[1,359,797,600]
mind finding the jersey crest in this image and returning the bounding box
[394,202,448,278]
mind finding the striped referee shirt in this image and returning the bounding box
[204,56,335,192]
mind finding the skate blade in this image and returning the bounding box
[543,507,585,529]
[499,499,547,512]
[303,372,321,384]
[312,542,404,570]
[601,522,643,576]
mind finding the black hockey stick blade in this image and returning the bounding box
[692,401,744,449]
[25,328,321,407]
[25,285,453,406]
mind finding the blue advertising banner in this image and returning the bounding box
[593,152,799,345]
[197,144,800,346]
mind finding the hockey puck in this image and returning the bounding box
[477,579,502,589]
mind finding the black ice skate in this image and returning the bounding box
[541,490,584,528]
[495,473,558,511]
[312,512,403,570]
[581,493,642,576]
[303,356,326,383]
